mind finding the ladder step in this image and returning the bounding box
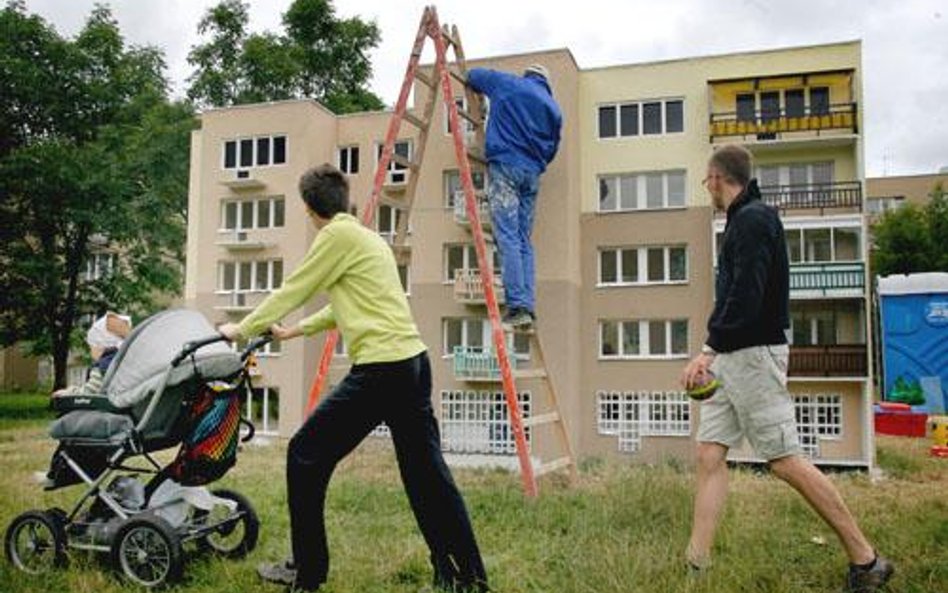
[389,152,418,171]
[441,27,459,48]
[512,368,546,380]
[457,107,481,127]
[414,70,435,88]
[535,456,573,477]
[449,68,467,85]
[522,411,560,428]
[403,112,427,129]
[466,148,487,166]
[390,244,412,263]
[382,183,408,195]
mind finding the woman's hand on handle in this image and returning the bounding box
[269,323,303,341]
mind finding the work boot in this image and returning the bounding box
[501,307,532,329]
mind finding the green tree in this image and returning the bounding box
[186,0,384,113]
[0,3,193,389]
[871,183,947,276]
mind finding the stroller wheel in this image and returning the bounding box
[5,510,68,574]
[110,515,183,588]
[195,489,259,559]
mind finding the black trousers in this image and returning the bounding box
[287,351,488,591]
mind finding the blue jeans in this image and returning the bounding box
[488,162,540,312]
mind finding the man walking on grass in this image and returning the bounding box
[466,63,562,329]
[219,164,488,593]
[680,145,893,592]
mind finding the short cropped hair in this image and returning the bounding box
[298,164,350,218]
[708,144,753,187]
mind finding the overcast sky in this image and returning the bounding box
[21,0,948,177]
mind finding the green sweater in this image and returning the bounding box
[237,213,425,365]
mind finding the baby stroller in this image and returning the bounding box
[4,309,271,587]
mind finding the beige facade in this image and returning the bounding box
[186,41,873,466]
[866,172,948,214]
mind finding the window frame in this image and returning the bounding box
[222,135,288,170]
[597,98,685,139]
[598,319,689,360]
[597,170,687,213]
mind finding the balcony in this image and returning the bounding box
[789,344,868,377]
[453,190,491,229]
[219,170,266,191]
[760,182,862,214]
[453,269,504,305]
[215,230,270,251]
[709,103,857,143]
[453,346,502,382]
[790,262,865,299]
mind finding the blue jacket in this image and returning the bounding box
[467,68,562,175]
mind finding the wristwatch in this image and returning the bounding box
[700,344,716,356]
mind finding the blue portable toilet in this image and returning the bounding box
[877,272,948,412]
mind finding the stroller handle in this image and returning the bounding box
[241,333,273,361]
[171,335,229,367]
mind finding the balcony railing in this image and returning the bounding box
[453,190,491,228]
[789,344,868,377]
[758,181,862,213]
[710,103,858,141]
[790,262,865,299]
[453,346,502,382]
[453,268,504,305]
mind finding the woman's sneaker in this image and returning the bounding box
[846,556,893,593]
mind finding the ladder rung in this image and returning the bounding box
[535,457,573,477]
[505,325,535,335]
[441,28,459,48]
[466,149,487,166]
[389,153,418,171]
[403,112,427,129]
[382,183,408,195]
[449,68,467,85]
[513,368,546,380]
[390,244,412,262]
[522,411,560,428]
[457,107,481,126]
[414,70,435,88]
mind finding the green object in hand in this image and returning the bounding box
[687,372,721,401]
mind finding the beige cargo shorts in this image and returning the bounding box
[696,344,801,461]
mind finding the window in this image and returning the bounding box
[598,98,685,138]
[786,89,805,117]
[218,260,283,293]
[760,91,780,122]
[444,169,486,208]
[809,87,829,116]
[736,93,756,122]
[247,386,279,435]
[441,390,531,454]
[223,135,287,170]
[793,394,842,458]
[224,136,286,169]
[376,140,412,184]
[598,170,686,212]
[445,96,475,134]
[597,391,691,453]
[377,204,408,243]
[221,197,285,230]
[598,246,687,285]
[334,336,347,357]
[444,244,501,282]
[866,196,905,214]
[338,145,360,174]
[783,226,862,264]
[443,318,528,357]
[85,253,116,281]
[599,320,688,359]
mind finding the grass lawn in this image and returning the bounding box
[0,391,945,593]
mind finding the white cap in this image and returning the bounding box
[86,313,131,349]
[523,63,550,81]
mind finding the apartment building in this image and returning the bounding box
[186,40,873,467]
[866,172,948,214]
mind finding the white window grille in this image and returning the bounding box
[792,394,842,458]
[596,390,692,453]
[440,390,531,454]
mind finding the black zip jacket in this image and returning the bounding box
[706,179,789,353]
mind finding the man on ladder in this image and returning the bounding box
[466,64,562,329]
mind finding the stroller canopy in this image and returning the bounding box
[103,309,241,408]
